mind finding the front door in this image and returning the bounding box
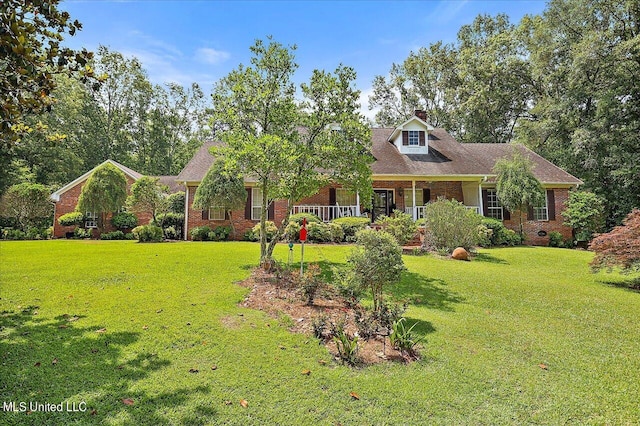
[372,190,394,221]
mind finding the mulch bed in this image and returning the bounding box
[237,268,406,365]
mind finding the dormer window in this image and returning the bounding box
[402,130,426,147]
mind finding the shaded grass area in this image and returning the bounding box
[1,241,640,424]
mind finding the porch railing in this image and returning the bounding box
[291,205,359,222]
[405,205,480,221]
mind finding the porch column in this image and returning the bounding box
[356,191,360,217]
[412,180,417,220]
[477,180,484,216]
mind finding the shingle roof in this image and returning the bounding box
[155,176,182,194]
[371,128,582,185]
[175,130,582,186]
[176,141,220,183]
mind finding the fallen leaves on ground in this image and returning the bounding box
[189,368,199,373]
[95,328,106,333]
[239,399,249,408]
[349,391,360,400]
[539,363,548,370]
[121,398,134,406]
[51,358,58,365]
[301,369,311,375]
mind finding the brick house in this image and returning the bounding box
[178,111,582,245]
[50,159,179,238]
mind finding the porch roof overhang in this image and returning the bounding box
[372,174,489,182]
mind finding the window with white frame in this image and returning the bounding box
[408,130,420,146]
[209,207,225,221]
[85,211,98,228]
[533,195,549,221]
[486,189,503,220]
[336,188,356,206]
[252,188,266,220]
[403,190,424,208]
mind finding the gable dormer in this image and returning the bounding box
[388,110,434,155]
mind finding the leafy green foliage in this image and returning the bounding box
[167,191,185,214]
[548,231,564,248]
[57,211,84,227]
[347,229,405,314]
[494,150,545,237]
[99,230,127,240]
[590,209,640,273]
[562,191,605,242]
[111,212,138,230]
[423,199,483,252]
[131,224,163,242]
[292,263,324,305]
[246,221,279,242]
[375,210,417,245]
[76,162,127,229]
[0,182,52,231]
[289,213,322,225]
[331,322,359,366]
[478,217,521,247]
[389,318,425,359]
[211,37,372,265]
[0,0,98,143]
[190,225,230,242]
[331,216,370,241]
[126,176,168,225]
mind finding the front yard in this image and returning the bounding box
[1,241,639,424]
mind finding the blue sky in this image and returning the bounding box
[61,0,547,117]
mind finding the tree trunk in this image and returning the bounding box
[228,211,236,240]
[265,195,294,262]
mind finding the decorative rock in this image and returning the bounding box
[451,247,469,261]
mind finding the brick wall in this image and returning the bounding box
[502,188,572,245]
[52,175,150,238]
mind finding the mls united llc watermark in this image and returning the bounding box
[2,400,87,413]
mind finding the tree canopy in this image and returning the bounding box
[211,38,372,265]
[76,162,127,230]
[126,176,169,225]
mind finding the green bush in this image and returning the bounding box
[389,317,425,359]
[284,221,301,242]
[478,218,522,247]
[190,225,231,241]
[132,225,163,242]
[25,226,48,240]
[246,221,278,242]
[328,222,344,243]
[307,222,332,243]
[548,231,564,247]
[164,226,179,240]
[2,228,26,240]
[167,191,186,214]
[289,212,322,225]
[155,212,184,239]
[375,210,417,245]
[73,227,93,239]
[332,216,370,240]
[111,212,138,229]
[423,199,483,252]
[58,212,84,227]
[100,230,127,240]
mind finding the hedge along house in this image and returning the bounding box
[179,111,582,245]
[50,159,180,238]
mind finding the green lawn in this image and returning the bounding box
[1,241,639,425]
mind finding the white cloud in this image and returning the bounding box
[358,87,379,124]
[195,47,230,65]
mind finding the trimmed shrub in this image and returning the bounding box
[332,216,370,241]
[548,231,564,247]
[111,212,138,229]
[191,225,231,241]
[164,226,179,240]
[328,222,344,243]
[246,221,278,242]
[289,212,322,225]
[2,228,26,240]
[155,212,184,239]
[478,217,521,247]
[73,227,93,239]
[191,226,212,241]
[58,212,84,227]
[100,230,127,240]
[167,191,186,214]
[423,199,483,252]
[375,210,417,245]
[132,225,163,242]
[284,221,301,242]
[307,222,332,243]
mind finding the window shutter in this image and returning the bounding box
[329,188,336,205]
[527,205,534,221]
[224,210,230,221]
[547,190,556,220]
[422,188,431,205]
[244,188,252,220]
[481,190,489,217]
[419,131,426,146]
[503,208,511,221]
[202,209,208,220]
[268,201,275,220]
[402,131,409,146]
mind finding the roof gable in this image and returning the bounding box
[50,159,143,202]
[388,116,434,142]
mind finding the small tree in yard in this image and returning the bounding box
[76,162,127,232]
[211,38,372,267]
[493,150,545,238]
[562,190,605,243]
[126,176,169,226]
[0,183,52,231]
[192,158,247,238]
[590,209,640,273]
[347,229,405,315]
[423,198,482,252]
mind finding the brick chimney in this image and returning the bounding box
[414,109,427,121]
